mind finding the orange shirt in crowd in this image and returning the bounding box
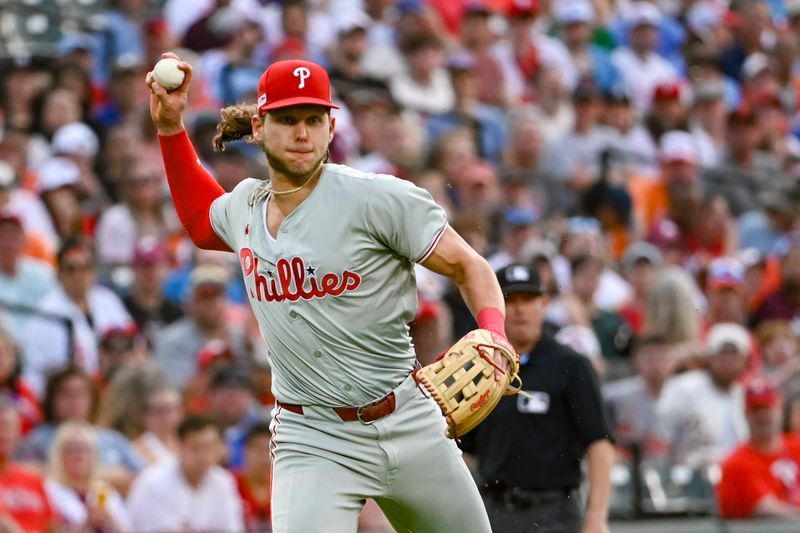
[0,464,56,532]
[717,435,800,518]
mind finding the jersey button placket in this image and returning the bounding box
[343,384,352,391]
[313,350,323,358]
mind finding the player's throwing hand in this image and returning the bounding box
[145,52,192,136]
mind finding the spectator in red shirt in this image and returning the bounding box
[0,398,57,532]
[0,327,41,435]
[235,422,271,532]
[717,379,800,520]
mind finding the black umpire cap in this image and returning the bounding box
[495,263,545,298]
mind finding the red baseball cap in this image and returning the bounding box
[257,60,339,115]
[745,379,780,410]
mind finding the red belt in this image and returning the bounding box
[279,392,397,423]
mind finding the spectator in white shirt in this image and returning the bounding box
[126,414,244,533]
[389,33,454,115]
[658,323,751,468]
[22,237,134,396]
[45,421,132,533]
[610,2,680,111]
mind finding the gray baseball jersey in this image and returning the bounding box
[210,163,447,406]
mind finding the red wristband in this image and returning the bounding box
[477,307,507,340]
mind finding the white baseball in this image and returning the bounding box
[153,58,185,91]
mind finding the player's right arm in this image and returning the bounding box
[146,52,231,252]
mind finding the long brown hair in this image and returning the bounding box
[212,103,258,152]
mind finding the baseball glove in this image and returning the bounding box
[413,329,523,439]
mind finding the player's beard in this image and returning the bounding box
[263,146,327,184]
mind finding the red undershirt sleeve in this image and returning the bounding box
[158,130,232,252]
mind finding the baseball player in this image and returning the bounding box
[146,53,510,532]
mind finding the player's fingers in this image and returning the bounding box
[161,51,181,61]
[177,61,193,88]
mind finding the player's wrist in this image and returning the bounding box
[476,307,507,340]
[156,123,186,137]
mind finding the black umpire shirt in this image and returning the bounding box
[461,333,613,490]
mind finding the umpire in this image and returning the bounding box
[461,263,614,533]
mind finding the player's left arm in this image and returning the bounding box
[421,226,506,339]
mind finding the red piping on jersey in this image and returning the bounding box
[417,222,448,263]
[158,130,231,252]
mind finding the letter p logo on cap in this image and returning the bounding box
[257,60,339,114]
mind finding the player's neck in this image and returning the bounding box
[267,167,322,210]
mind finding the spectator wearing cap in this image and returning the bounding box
[704,257,749,328]
[122,238,184,343]
[461,263,613,533]
[92,56,147,129]
[426,51,508,162]
[184,339,237,414]
[610,2,681,111]
[492,0,572,105]
[702,106,786,216]
[554,0,620,93]
[327,10,392,108]
[22,237,134,397]
[643,82,689,146]
[96,325,148,387]
[126,414,243,533]
[0,209,57,345]
[541,81,617,202]
[207,366,269,470]
[688,78,729,168]
[753,243,800,328]
[154,264,245,390]
[95,158,176,267]
[36,156,85,239]
[717,379,800,519]
[487,188,540,271]
[390,33,455,115]
[617,241,662,336]
[50,122,108,237]
[658,322,751,467]
[604,335,677,466]
[631,130,702,247]
[553,216,633,313]
[182,1,245,53]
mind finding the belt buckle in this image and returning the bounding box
[356,404,375,425]
[356,393,390,425]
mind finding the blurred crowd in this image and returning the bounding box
[2,0,800,530]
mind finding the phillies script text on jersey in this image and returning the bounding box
[239,248,361,302]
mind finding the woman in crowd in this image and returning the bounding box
[132,384,183,465]
[45,421,131,532]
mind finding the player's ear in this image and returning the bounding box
[328,114,335,143]
[251,114,263,142]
